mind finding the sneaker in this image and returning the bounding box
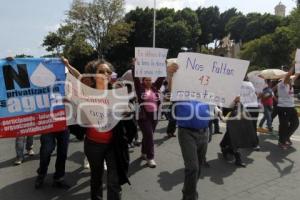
[133,139,141,146]
[27,149,35,156]
[286,139,293,146]
[140,154,147,160]
[278,143,288,150]
[52,180,70,190]
[14,158,23,165]
[147,159,157,168]
[84,157,90,169]
[257,127,268,133]
[253,145,260,151]
[34,176,44,189]
[167,132,176,138]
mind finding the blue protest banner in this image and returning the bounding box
[0,58,66,138]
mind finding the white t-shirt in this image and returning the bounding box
[277,81,294,107]
[240,81,259,108]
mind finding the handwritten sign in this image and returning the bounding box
[240,81,259,107]
[247,70,266,93]
[295,63,300,74]
[65,73,130,132]
[296,49,300,62]
[135,47,168,77]
[171,53,249,107]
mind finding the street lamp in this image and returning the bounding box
[153,0,156,47]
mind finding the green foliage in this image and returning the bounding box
[240,27,295,68]
[67,0,132,57]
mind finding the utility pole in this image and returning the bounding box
[153,0,156,48]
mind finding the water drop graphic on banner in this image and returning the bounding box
[30,63,56,87]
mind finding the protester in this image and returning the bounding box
[167,62,211,200]
[208,106,223,135]
[258,79,274,133]
[34,129,70,189]
[220,97,247,167]
[241,79,261,151]
[14,136,35,165]
[276,67,299,150]
[271,80,279,122]
[63,57,132,200]
[161,80,177,138]
[132,63,166,168]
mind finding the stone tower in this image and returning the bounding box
[275,2,286,17]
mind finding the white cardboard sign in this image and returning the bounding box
[65,74,130,132]
[171,53,249,107]
[135,47,168,77]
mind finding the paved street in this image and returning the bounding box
[0,115,300,200]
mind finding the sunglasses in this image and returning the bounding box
[97,69,112,75]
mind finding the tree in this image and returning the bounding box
[226,15,247,43]
[42,24,74,55]
[67,0,132,57]
[156,18,190,57]
[289,7,300,47]
[216,8,241,42]
[196,6,220,48]
[174,8,201,51]
[240,27,295,68]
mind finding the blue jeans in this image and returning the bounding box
[259,105,273,130]
[37,130,69,180]
[15,136,33,159]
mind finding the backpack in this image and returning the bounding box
[175,101,210,129]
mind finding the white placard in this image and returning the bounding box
[240,81,259,107]
[171,53,249,107]
[247,71,266,93]
[65,73,130,132]
[295,49,300,62]
[295,62,300,74]
[135,47,168,77]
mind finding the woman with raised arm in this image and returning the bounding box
[63,57,131,200]
[131,60,166,168]
[276,66,299,150]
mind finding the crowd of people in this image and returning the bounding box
[9,57,300,200]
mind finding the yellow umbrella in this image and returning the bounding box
[258,69,287,79]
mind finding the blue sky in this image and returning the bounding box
[0,0,297,58]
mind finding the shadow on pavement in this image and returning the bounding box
[157,168,184,191]
[0,167,90,200]
[259,134,296,177]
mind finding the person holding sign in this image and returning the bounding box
[276,67,299,150]
[132,62,166,168]
[167,62,211,200]
[63,58,132,200]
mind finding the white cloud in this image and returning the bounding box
[44,23,61,32]
[125,0,206,11]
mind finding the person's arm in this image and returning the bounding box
[61,57,81,78]
[131,64,143,103]
[166,63,179,92]
[283,66,294,85]
[153,77,165,90]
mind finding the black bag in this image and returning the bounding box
[227,108,258,149]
